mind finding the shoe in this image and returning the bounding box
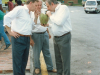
[34,69,41,74]
[4,44,11,50]
[47,69,57,73]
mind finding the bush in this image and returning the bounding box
[68,1,74,6]
[68,1,74,3]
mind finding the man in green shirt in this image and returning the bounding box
[0,0,11,50]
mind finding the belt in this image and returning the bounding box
[19,34,30,37]
[55,32,70,38]
[35,31,46,34]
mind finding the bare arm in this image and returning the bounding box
[0,4,3,12]
[34,18,38,24]
[47,28,49,34]
[8,2,10,11]
[30,36,34,47]
[5,25,20,38]
[34,10,39,24]
[47,28,51,39]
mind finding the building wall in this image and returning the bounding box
[64,0,78,4]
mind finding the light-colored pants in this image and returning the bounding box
[31,31,53,70]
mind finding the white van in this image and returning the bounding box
[84,0,100,13]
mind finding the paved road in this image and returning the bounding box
[69,6,100,75]
[0,6,100,75]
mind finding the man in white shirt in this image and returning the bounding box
[45,0,72,75]
[31,0,57,74]
[4,0,38,75]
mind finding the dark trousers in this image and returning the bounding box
[11,36,30,75]
[54,33,71,75]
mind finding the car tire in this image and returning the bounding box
[85,11,87,13]
[95,10,99,14]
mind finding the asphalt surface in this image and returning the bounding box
[0,6,100,75]
[69,6,100,75]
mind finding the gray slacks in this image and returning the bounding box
[54,33,71,75]
[31,31,53,70]
[11,36,30,75]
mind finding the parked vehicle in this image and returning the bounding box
[84,0,100,13]
[82,0,87,7]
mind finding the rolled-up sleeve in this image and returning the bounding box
[50,6,70,26]
[3,7,21,27]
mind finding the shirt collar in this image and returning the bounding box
[55,4,61,11]
[24,5,29,13]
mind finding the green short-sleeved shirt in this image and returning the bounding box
[0,10,5,20]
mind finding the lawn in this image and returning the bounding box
[2,0,27,4]
[65,3,82,6]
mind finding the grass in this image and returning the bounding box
[78,0,82,3]
[65,3,82,6]
[73,3,82,6]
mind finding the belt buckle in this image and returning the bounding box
[23,35,30,37]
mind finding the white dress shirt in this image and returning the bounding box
[49,4,72,36]
[0,0,2,4]
[4,5,34,35]
[31,9,48,33]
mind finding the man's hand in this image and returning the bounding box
[41,24,49,27]
[48,33,51,39]
[34,10,40,19]
[46,11,51,17]
[5,25,20,38]
[30,37,34,47]
[47,28,51,39]
[34,10,40,24]
[9,31,20,38]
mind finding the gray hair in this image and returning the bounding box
[26,0,39,4]
[45,0,58,5]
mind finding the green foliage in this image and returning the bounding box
[2,0,27,4]
[57,0,63,3]
[78,0,82,3]
[68,1,74,3]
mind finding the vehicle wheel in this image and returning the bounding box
[85,11,87,13]
[87,12,89,14]
[95,10,99,14]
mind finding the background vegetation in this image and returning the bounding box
[2,0,27,4]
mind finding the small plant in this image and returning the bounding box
[68,1,74,6]
[68,1,74,3]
